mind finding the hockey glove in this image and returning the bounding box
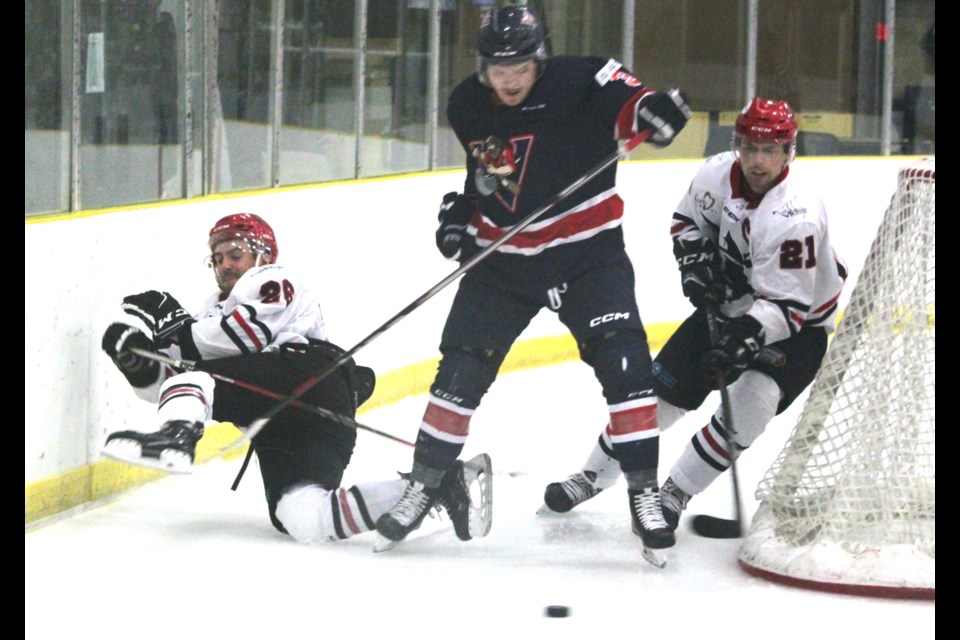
[637,88,692,148]
[674,237,726,308]
[705,315,765,383]
[435,191,477,261]
[121,290,194,348]
[102,322,160,387]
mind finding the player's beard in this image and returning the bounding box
[216,269,240,295]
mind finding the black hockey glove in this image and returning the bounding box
[102,322,160,388]
[121,290,194,348]
[705,315,765,383]
[637,88,692,148]
[674,236,726,308]
[435,191,476,261]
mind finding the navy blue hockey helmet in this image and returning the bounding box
[477,5,548,86]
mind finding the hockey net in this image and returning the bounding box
[738,157,935,599]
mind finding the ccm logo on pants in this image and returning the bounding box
[589,312,631,327]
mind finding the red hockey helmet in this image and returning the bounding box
[208,213,278,261]
[735,98,798,145]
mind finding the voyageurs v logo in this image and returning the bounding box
[470,135,533,212]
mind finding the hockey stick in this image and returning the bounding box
[127,347,415,448]
[217,130,654,455]
[689,301,744,539]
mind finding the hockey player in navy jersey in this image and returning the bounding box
[375,4,691,564]
[543,98,847,533]
[101,213,491,545]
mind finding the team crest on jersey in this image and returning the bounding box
[695,191,716,214]
[471,135,533,211]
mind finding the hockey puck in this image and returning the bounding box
[544,605,571,618]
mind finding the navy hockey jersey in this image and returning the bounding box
[447,56,656,256]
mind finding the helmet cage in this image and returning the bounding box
[207,213,278,264]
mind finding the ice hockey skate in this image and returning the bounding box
[101,420,204,475]
[629,488,675,569]
[660,477,692,531]
[373,453,493,552]
[438,453,493,541]
[540,470,604,514]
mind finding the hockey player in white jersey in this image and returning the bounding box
[542,98,847,531]
[101,213,491,545]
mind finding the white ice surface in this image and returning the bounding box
[25,361,934,640]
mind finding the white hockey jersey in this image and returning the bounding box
[132,263,328,401]
[671,151,846,344]
[187,262,328,359]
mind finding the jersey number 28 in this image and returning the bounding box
[260,279,295,306]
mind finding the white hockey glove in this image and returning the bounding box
[637,88,692,148]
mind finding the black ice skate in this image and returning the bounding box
[541,470,603,513]
[374,480,439,544]
[660,477,692,531]
[101,420,204,475]
[436,453,493,541]
[629,488,675,569]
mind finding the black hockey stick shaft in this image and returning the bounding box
[692,301,745,539]
[128,347,415,448]
[227,130,654,453]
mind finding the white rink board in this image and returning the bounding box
[25,157,915,482]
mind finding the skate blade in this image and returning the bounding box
[462,453,493,538]
[101,440,194,475]
[641,546,668,569]
[372,534,401,553]
[536,503,563,516]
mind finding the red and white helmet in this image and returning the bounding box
[735,98,798,145]
[208,213,278,261]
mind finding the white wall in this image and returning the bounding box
[24,157,916,483]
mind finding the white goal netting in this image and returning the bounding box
[738,157,935,599]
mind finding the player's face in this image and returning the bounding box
[486,60,538,106]
[209,239,259,295]
[736,139,789,195]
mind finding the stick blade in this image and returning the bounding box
[690,514,742,539]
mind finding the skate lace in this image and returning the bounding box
[633,490,668,529]
[560,472,599,505]
[392,483,433,526]
[660,479,690,516]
